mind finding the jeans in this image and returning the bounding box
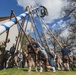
[48,57,56,67]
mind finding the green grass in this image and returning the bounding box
[0,68,76,75]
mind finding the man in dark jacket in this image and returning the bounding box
[0,39,10,69]
[8,44,16,68]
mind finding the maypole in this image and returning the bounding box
[0,7,39,35]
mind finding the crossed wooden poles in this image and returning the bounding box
[1,6,63,53]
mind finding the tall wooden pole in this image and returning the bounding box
[12,10,37,53]
[35,10,63,48]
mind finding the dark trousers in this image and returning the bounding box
[2,58,7,69]
[22,60,25,68]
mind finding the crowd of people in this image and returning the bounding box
[0,38,76,72]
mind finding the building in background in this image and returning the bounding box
[0,19,21,51]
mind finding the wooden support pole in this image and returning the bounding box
[36,10,63,48]
[30,12,49,51]
[29,14,38,42]
[5,29,9,47]
[12,10,37,54]
[35,13,51,51]
[30,13,43,44]
[17,17,26,51]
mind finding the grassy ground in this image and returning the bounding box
[0,68,76,75]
